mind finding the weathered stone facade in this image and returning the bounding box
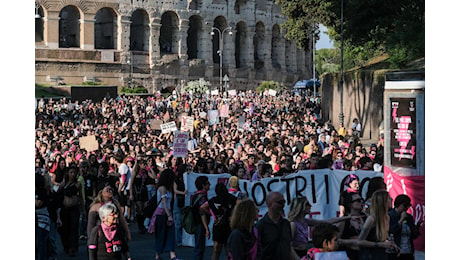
[35,0,312,92]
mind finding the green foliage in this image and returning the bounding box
[120,86,148,94]
[256,81,283,93]
[278,0,424,69]
[181,80,211,94]
[81,81,101,86]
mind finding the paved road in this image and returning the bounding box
[56,223,223,260]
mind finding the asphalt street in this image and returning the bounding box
[56,223,223,260]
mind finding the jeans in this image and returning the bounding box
[35,227,49,260]
[147,185,156,201]
[194,223,206,260]
[154,214,176,254]
[173,198,183,246]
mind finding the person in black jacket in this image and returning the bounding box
[388,194,422,260]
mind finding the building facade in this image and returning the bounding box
[35,0,312,92]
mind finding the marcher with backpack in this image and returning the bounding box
[190,176,211,260]
[200,182,237,260]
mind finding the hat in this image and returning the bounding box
[258,160,266,165]
[229,176,239,189]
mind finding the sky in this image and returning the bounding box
[316,24,334,50]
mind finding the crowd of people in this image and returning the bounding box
[35,90,418,260]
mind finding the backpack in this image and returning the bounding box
[181,194,204,234]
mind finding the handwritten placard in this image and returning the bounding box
[173,131,189,157]
[150,119,163,130]
[180,116,194,132]
[161,121,178,134]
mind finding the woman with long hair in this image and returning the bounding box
[288,196,350,258]
[129,158,149,233]
[151,169,181,260]
[358,190,399,260]
[227,199,259,260]
[58,166,82,257]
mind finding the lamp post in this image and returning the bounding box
[127,52,133,88]
[339,0,345,125]
[211,26,232,93]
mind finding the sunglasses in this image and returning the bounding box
[104,187,113,192]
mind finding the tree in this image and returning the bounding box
[277,0,424,68]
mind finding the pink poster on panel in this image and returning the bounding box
[384,166,425,251]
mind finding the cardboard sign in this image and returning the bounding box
[268,89,277,96]
[228,89,236,97]
[180,116,194,132]
[150,119,163,130]
[79,135,99,152]
[161,121,178,134]
[173,131,189,158]
[220,104,229,118]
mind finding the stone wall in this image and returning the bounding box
[321,69,388,141]
[35,0,313,92]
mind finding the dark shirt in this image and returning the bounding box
[88,224,129,260]
[256,213,292,260]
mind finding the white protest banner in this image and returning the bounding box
[219,104,229,118]
[208,110,219,125]
[268,89,277,96]
[228,89,236,97]
[172,131,189,157]
[180,116,194,132]
[79,135,99,152]
[181,170,383,247]
[211,89,219,96]
[160,121,177,134]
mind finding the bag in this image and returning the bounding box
[181,194,204,234]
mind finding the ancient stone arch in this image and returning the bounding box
[130,9,149,52]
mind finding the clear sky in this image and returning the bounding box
[316,24,334,50]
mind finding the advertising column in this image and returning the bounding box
[384,71,425,252]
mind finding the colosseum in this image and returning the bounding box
[35,0,313,92]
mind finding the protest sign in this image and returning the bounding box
[208,110,219,125]
[160,121,177,134]
[173,131,189,157]
[228,89,236,97]
[211,89,219,96]
[219,104,229,118]
[268,89,277,96]
[180,116,194,132]
[79,135,98,152]
[150,119,163,130]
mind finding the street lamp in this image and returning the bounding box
[211,26,232,93]
[223,74,229,97]
[127,52,133,88]
[339,0,345,125]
